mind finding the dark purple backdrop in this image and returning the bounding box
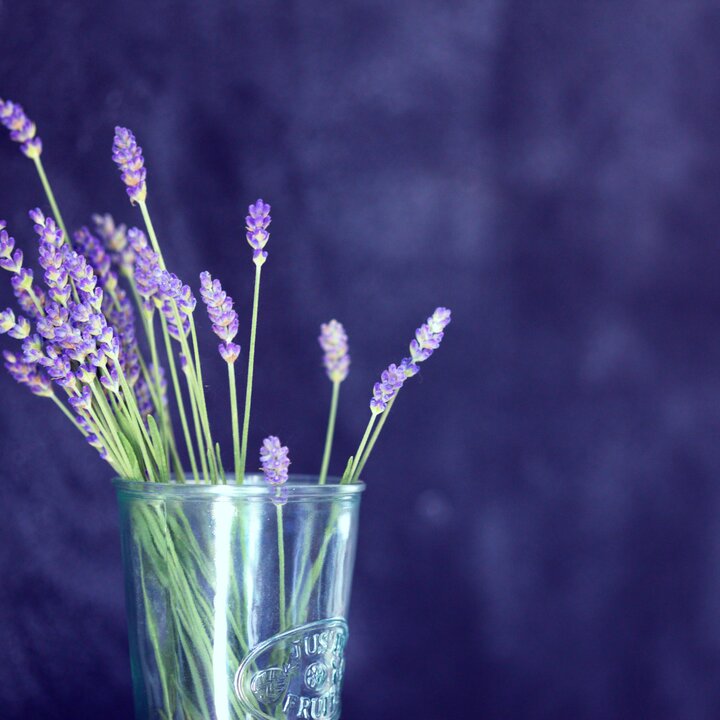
[2,1,720,718]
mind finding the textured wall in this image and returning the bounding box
[2,1,720,718]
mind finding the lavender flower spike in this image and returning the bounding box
[246,199,272,266]
[199,271,241,363]
[369,362,407,415]
[0,99,42,158]
[112,127,147,204]
[407,306,452,367]
[319,320,350,383]
[3,351,53,397]
[260,435,291,485]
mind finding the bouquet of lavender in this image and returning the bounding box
[0,99,451,720]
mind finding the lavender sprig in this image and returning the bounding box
[93,213,133,275]
[112,127,147,205]
[349,307,452,483]
[0,99,42,158]
[317,320,350,485]
[199,271,240,363]
[200,270,242,481]
[369,362,407,415]
[319,320,350,383]
[246,199,272,267]
[261,434,290,621]
[260,435,291,486]
[238,199,272,483]
[0,100,69,241]
[3,350,52,396]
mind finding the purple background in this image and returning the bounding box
[3,1,720,718]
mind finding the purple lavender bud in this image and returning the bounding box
[75,361,97,385]
[74,227,118,294]
[68,385,93,412]
[369,362,407,414]
[64,250,98,295]
[108,287,140,385]
[161,301,191,340]
[260,435,291,486]
[129,229,160,307]
[399,356,419,378]
[100,364,120,394]
[88,346,108,370]
[8,315,31,340]
[245,199,271,266]
[0,99,42,158]
[22,334,44,363]
[319,320,350,383]
[93,213,132,274]
[176,284,197,315]
[219,341,241,364]
[10,268,45,320]
[0,224,23,274]
[30,209,64,249]
[12,267,34,293]
[156,270,182,299]
[3,350,53,397]
[44,353,74,385]
[112,127,147,204]
[199,271,240,362]
[0,308,15,333]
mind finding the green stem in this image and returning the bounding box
[276,504,286,631]
[86,387,132,475]
[228,361,241,482]
[33,156,69,244]
[318,381,340,485]
[348,414,377,484]
[139,201,167,269]
[354,392,399,482]
[188,313,219,482]
[239,263,262,483]
[160,314,201,483]
[145,312,171,460]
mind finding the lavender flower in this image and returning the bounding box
[199,271,241,363]
[246,199,271,266]
[127,227,162,310]
[0,99,42,158]
[0,222,23,273]
[74,227,118,295]
[319,320,350,383]
[32,209,71,306]
[11,268,46,320]
[0,309,31,340]
[3,350,53,397]
[407,307,452,368]
[260,435,291,485]
[112,127,147,204]
[107,287,141,385]
[68,385,92,412]
[93,213,133,274]
[151,269,194,340]
[369,362,407,414]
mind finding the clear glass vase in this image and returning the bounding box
[114,475,365,720]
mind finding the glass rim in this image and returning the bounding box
[112,473,365,499]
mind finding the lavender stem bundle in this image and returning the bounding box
[0,99,451,489]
